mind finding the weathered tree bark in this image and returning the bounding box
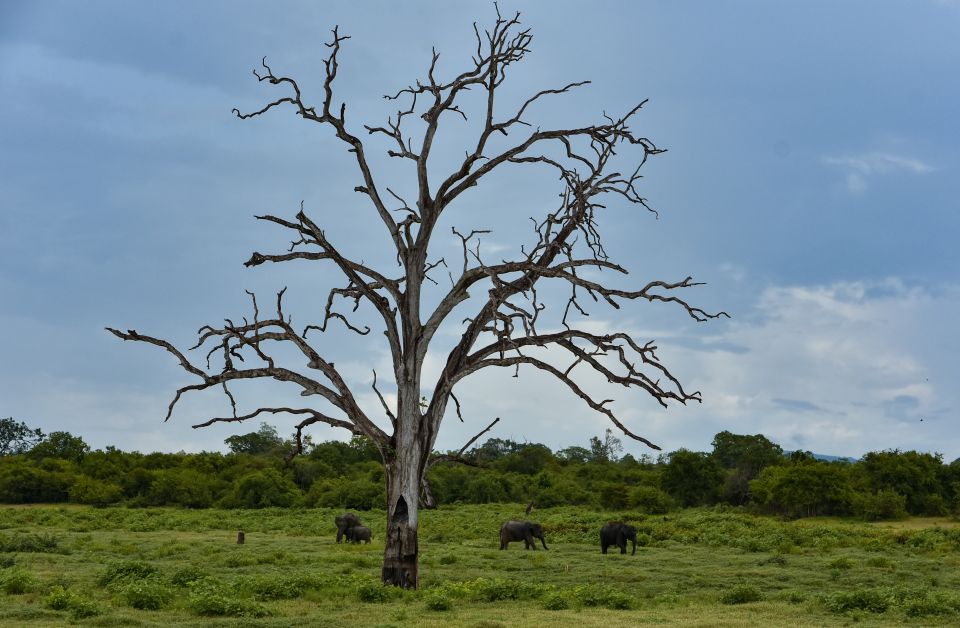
[382,444,424,587]
[108,7,727,588]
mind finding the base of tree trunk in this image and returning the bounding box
[382,496,419,588]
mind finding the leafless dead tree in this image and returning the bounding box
[108,8,726,588]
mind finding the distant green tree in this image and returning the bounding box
[146,468,219,508]
[858,450,946,515]
[69,476,123,507]
[224,423,285,456]
[851,489,908,521]
[661,449,725,507]
[555,446,591,464]
[493,444,554,475]
[0,460,71,503]
[788,450,816,463]
[29,431,89,464]
[711,431,784,505]
[628,485,674,514]
[467,438,523,464]
[750,459,853,518]
[589,429,624,463]
[307,476,385,510]
[0,417,45,456]
[220,468,301,508]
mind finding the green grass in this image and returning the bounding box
[1,504,959,626]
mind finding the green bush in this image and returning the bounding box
[220,469,302,509]
[541,591,570,610]
[721,584,762,605]
[97,560,158,587]
[355,578,402,603]
[0,461,72,503]
[536,480,592,508]
[852,490,908,521]
[146,469,218,508]
[43,586,102,619]
[44,585,80,610]
[69,475,123,506]
[866,556,894,569]
[904,592,960,617]
[120,581,174,610]
[628,485,675,514]
[170,565,210,587]
[824,588,892,613]
[307,476,385,510]
[188,579,268,617]
[1,568,36,594]
[574,584,634,610]
[245,573,312,600]
[476,578,542,602]
[424,591,453,611]
[828,556,853,570]
[0,532,61,553]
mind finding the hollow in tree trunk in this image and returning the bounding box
[381,435,425,588]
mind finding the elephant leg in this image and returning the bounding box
[620,544,627,554]
[602,543,608,554]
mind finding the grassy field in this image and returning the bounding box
[2,504,959,626]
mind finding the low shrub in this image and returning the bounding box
[188,579,268,617]
[824,588,892,613]
[97,560,158,587]
[721,585,762,605]
[43,586,101,619]
[44,586,80,611]
[781,590,806,604]
[356,579,400,603]
[865,556,894,569]
[169,565,210,587]
[629,485,675,514]
[541,591,570,610]
[119,580,174,610]
[476,578,542,602]
[904,592,960,618]
[828,556,853,570]
[245,573,314,600]
[69,476,123,506]
[575,584,634,610]
[0,532,61,553]
[1,568,36,594]
[424,591,453,611]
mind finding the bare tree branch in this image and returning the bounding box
[111,7,726,588]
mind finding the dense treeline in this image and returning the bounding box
[2,417,959,520]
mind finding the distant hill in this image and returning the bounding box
[784,450,858,463]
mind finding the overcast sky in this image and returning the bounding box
[1,1,958,461]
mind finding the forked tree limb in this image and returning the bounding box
[110,7,725,484]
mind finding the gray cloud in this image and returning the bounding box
[772,398,824,413]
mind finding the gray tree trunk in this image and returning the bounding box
[381,401,426,587]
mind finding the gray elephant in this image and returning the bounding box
[499,520,548,550]
[335,512,363,543]
[600,522,637,555]
[345,525,372,544]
